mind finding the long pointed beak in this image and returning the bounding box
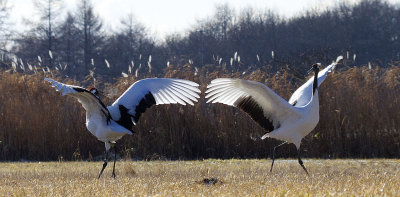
[307,67,313,75]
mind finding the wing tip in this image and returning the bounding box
[44,78,54,83]
[193,87,201,93]
[336,56,343,63]
[210,78,233,83]
[261,134,268,140]
[171,78,200,87]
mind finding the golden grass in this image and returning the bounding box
[0,159,399,196]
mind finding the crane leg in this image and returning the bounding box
[270,141,287,172]
[98,151,109,179]
[111,144,117,178]
[297,149,309,176]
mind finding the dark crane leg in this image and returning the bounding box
[270,141,287,172]
[98,150,109,179]
[111,144,117,178]
[297,148,309,176]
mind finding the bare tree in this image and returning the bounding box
[33,0,63,66]
[214,3,234,41]
[121,13,147,54]
[57,12,80,73]
[0,0,10,50]
[76,0,103,73]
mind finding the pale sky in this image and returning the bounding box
[8,0,400,39]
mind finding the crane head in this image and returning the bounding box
[308,63,321,75]
[312,63,321,71]
[89,87,100,98]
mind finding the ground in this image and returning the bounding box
[0,159,399,196]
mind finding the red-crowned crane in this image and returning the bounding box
[45,78,200,178]
[205,56,342,175]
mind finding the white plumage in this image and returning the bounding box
[205,57,342,174]
[45,77,200,178]
[289,56,343,107]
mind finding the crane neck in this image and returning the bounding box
[312,68,319,95]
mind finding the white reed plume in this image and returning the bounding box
[135,68,139,77]
[148,62,152,73]
[20,64,25,71]
[105,59,110,68]
[11,61,17,72]
[234,51,238,61]
[19,58,25,71]
[148,55,152,73]
[121,72,128,78]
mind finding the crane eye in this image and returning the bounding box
[90,88,98,96]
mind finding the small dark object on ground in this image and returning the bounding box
[201,178,222,185]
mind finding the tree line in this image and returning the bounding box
[0,0,399,80]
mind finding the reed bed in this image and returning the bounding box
[1,64,400,160]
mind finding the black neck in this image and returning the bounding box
[312,68,319,95]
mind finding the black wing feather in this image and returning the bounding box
[73,87,111,122]
[132,92,156,122]
[116,92,156,132]
[234,96,276,132]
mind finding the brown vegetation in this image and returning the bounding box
[1,63,400,160]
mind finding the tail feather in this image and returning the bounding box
[261,133,270,140]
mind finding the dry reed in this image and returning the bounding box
[1,64,400,160]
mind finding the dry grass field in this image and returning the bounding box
[0,159,399,196]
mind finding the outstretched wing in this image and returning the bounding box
[44,78,111,122]
[206,78,301,132]
[289,56,343,107]
[107,78,201,130]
